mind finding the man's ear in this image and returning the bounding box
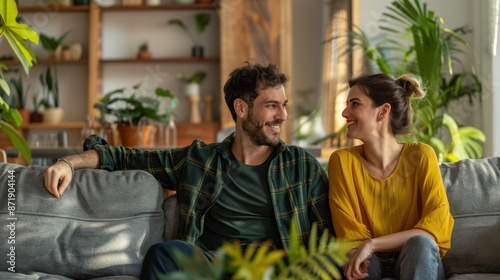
[233,98,248,119]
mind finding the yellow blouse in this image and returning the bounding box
[328,143,454,257]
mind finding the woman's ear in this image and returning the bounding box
[233,98,248,119]
[378,103,391,120]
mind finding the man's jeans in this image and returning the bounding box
[362,235,445,280]
[140,240,212,280]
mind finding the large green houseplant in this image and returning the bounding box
[0,0,39,163]
[343,0,484,161]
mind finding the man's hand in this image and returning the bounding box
[43,150,100,198]
[44,159,73,198]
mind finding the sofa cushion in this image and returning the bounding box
[0,163,165,279]
[440,157,500,277]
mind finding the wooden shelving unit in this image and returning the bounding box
[18,5,89,12]
[21,122,86,130]
[100,56,219,63]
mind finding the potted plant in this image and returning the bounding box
[10,76,32,124]
[40,30,71,61]
[94,83,178,147]
[137,41,152,60]
[340,0,484,161]
[61,45,72,61]
[177,71,206,123]
[39,67,63,123]
[0,0,39,163]
[29,91,44,123]
[168,13,211,57]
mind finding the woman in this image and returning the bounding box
[328,73,454,280]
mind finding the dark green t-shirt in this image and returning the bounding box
[199,151,282,252]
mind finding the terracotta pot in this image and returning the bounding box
[117,124,153,147]
[62,49,72,61]
[43,108,64,124]
[18,109,32,125]
[137,51,152,60]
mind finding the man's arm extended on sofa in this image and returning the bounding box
[44,149,100,198]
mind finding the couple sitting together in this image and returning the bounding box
[44,61,453,280]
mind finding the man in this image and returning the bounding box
[44,62,332,279]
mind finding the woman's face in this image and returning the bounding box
[342,85,384,141]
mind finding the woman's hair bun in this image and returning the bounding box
[396,74,426,99]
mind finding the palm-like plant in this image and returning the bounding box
[344,0,484,161]
[0,0,39,163]
[160,220,353,280]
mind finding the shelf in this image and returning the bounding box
[22,122,86,130]
[18,5,90,12]
[100,3,216,11]
[101,56,220,63]
[2,59,88,66]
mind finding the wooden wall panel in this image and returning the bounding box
[219,0,292,142]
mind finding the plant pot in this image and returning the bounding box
[117,124,153,147]
[137,51,152,60]
[30,111,44,123]
[191,45,204,57]
[73,0,89,5]
[50,45,62,61]
[69,43,83,60]
[43,108,64,124]
[18,109,32,125]
[184,82,200,96]
[122,0,141,5]
[62,49,72,61]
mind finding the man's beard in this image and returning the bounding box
[242,111,280,147]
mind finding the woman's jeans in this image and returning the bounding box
[361,235,445,280]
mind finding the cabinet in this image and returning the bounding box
[13,1,221,147]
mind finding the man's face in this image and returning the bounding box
[242,84,288,147]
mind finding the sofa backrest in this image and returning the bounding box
[0,163,165,278]
[440,157,500,277]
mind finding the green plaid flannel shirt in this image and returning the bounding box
[83,133,333,251]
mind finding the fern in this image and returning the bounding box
[274,221,353,280]
[161,219,353,280]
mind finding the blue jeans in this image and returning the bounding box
[140,240,213,280]
[362,235,445,280]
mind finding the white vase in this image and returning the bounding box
[184,82,200,97]
[43,108,64,124]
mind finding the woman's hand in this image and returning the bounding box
[344,240,373,280]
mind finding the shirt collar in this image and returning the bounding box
[215,132,287,159]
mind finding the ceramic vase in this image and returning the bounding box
[43,108,64,124]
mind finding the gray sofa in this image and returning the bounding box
[0,157,500,279]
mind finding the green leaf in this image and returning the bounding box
[0,119,31,163]
[0,0,39,75]
[194,13,211,33]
